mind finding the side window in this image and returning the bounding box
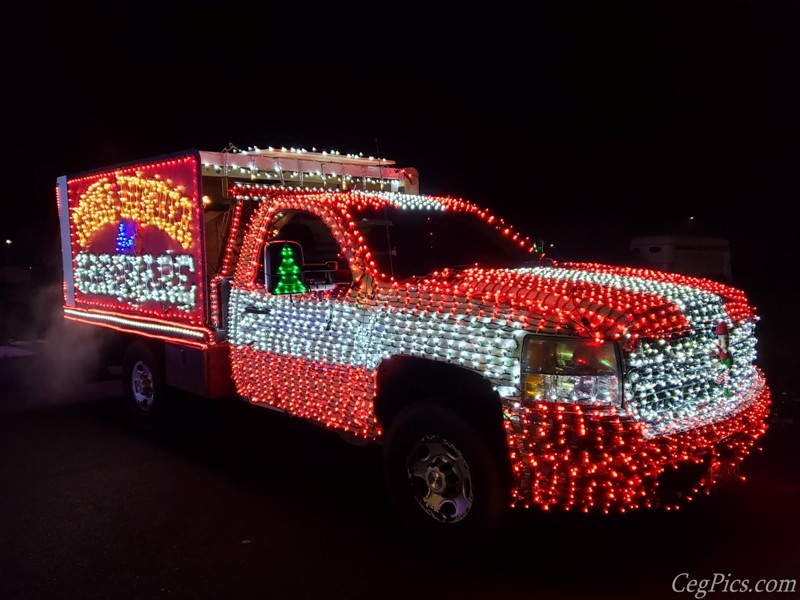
[263,211,353,294]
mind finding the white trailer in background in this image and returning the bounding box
[630,235,733,283]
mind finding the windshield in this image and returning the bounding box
[352,206,539,280]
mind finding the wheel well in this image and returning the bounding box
[123,337,165,370]
[105,332,134,366]
[374,356,511,482]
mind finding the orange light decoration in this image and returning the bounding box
[72,172,195,250]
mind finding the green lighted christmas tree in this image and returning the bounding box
[274,244,307,295]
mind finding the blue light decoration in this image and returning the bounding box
[116,220,137,254]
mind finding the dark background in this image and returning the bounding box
[1,3,799,598]
[1,0,798,370]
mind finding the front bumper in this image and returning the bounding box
[503,373,771,512]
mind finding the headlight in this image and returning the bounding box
[522,336,621,407]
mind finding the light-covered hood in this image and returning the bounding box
[407,261,755,347]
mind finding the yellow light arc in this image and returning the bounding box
[72,172,194,250]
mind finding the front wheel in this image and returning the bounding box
[382,403,508,552]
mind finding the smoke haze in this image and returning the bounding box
[0,282,120,413]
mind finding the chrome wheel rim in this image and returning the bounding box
[406,435,473,523]
[131,360,155,411]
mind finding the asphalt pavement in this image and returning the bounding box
[0,343,798,600]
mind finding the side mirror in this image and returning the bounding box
[265,241,308,295]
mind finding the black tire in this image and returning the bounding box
[382,403,508,553]
[121,341,166,431]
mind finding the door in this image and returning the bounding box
[228,209,379,437]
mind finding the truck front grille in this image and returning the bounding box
[623,318,762,438]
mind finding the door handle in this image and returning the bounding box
[244,305,271,315]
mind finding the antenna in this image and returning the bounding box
[375,136,395,277]
[375,137,384,189]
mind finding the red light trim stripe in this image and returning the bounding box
[64,307,212,348]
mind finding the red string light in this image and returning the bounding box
[505,376,770,512]
[225,186,770,510]
[59,173,771,513]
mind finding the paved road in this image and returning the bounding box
[0,352,798,600]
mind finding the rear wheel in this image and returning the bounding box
[122,342,166,430]
[382,403,508,552]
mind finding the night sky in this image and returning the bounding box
[3,1,798,302]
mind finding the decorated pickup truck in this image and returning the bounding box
[57,146,770,547]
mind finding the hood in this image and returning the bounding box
[409,262,756,347]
